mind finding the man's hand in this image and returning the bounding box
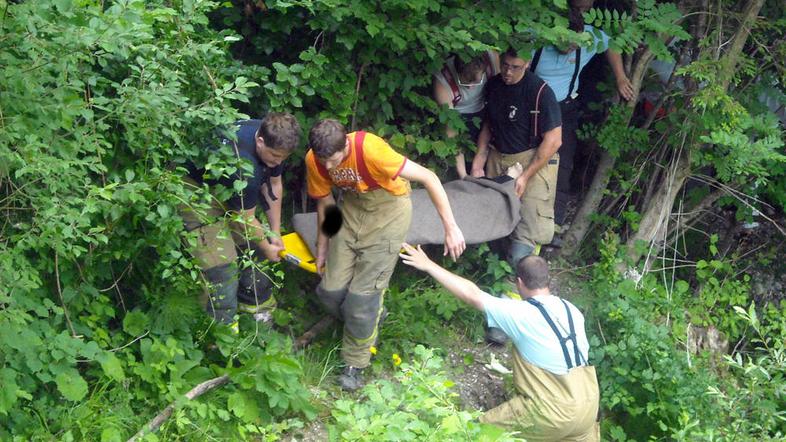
[401,243,485,311]
[316,241,329,276]
[268,235,284,250]
[399,243,435,272]
[443,224,466,261]
[261,239,284,262]
[514,175,529,198]
[470,166,486,178]
[617,76,634,101]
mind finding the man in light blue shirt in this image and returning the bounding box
[400,244,600,440]
[531,0,634,232]
[530,24,630,103]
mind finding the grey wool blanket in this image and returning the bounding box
[291,177,520,255]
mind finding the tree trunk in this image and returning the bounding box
[559,48,651,257]
[560,151,616,255]
[624,0,764,265]
[625,147,692,263]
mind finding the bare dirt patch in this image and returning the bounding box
[445,343,510,411]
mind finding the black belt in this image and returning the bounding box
[496,147,535,155]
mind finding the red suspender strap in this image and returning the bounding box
[531,83,547,147]
[534,83,546,136]
[441,65,462,106]
[313,151,331,181]
[353,131,380,190]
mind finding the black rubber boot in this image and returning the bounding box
[485,326,509,345]
[338,366,365,391]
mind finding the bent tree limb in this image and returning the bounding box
[128,374,230,442]
[126,317,336,441]
[625,0,765,264]
[294,315,336,350]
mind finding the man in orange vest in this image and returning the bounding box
[305,118,466,390]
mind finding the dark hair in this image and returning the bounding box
[503,47,519,60]
[516,255,550,289]
[568,0,594,32]
[453,54,487,83]
[259,112,301,151]
[309,119,347,158]
[503,47,531,62]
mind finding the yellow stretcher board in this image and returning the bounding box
[279,233,318,273]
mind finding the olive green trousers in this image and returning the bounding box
[481,352,600,441]
[317,188,412,367]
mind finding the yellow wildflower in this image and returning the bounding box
[370,346,377,355]
[392,353,402,366]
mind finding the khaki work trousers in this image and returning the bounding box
[486,148,559,249]
[481,352,600,441]
[318,188,412,368]
[179,178,275,325]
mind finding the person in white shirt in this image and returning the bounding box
[433,51,500,178]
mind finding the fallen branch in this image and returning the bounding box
[350,62,369,131]
[128,374,230,442]
[294,316,335,350]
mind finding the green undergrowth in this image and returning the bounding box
[572,233,786,441]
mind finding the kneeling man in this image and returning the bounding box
[400,245,599,441]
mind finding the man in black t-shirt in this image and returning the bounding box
[181,113,301,330]
[471,47,563,266]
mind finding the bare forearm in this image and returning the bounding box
[522,130,561,181]
[606,50,627,83]
[315,196,333,254]
[424,263,485,311]
[471,123,491,173]
[231,214,268,250]
[477,122,491,154]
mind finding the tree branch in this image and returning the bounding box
[294,316,335,350]
[718,0,765,91]
[350,62,369,131]
[128,374,231,442]
[54,252,77,338]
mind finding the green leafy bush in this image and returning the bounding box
[328,345,518,441]
[583,233,786,440]
[0,0,310,439]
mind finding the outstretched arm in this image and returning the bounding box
[606,50,634,101]
[263,175,284,248]
[233,208,283,262]
[398,161,466,260]
[470,121,492,177]
[399,244,485,310]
